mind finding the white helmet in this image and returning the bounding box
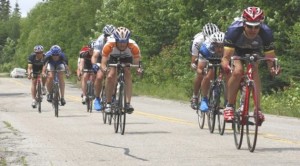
[113,27,131,43]
[34,45,44,52]
[209,32,225,43]
[202,23,219,37]
[103,24,116,36]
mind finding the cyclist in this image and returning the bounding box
[92,24,116,111]
[190,23,220,110]
[79,41,96,104]
[101,26,143,114]
[27,45,46,108]
[197,32,227,111]
[77,45,90,81]
[42,45,70,106]
[221,7,280,125]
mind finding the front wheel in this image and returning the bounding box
[246,84,259,152]
[37,82,42,113]
[217,81,226,135]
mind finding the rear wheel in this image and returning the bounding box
[246,84,259,152]
[119,82,126,135]
[86,81,94,113]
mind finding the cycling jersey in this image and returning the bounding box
[191,32,206,56]
[44,51,68,66]
[199,39,220,59]
[27,53,45,72]
[80,50,93,69]
[224,21,275,56]
[102,38,140,59]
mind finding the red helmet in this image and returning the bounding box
[242,7,264,26]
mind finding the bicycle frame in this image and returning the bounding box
[83,69,95,113]
[32,72,43,113]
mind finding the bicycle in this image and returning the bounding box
[31,72,43,113]
[230,53,278,152]
[83,69,95,113]
[204,58,226,135]
[50,65,69,117]
[108,56,141,135]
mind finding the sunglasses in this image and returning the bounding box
[104,34,110,38]
[52,54,60,56]
[246,24,260,29]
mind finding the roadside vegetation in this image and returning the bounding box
[0,0,299,118]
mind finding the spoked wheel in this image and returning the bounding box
[233,107,244,149]
[53,84,59,117]
[37,83,42,113]
[197,94,206,129]
[246,85,259,152]
[207,87,216,133]
[118,82,126,135]
[113,108,120,133]
[217,81,226,135]
[102,110,107,124]
[86,81,94,113]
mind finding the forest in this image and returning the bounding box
[0,0,299,117]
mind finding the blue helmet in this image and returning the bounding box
[34,45,44,52]
[113,27,131,43]
[50,45,62,55]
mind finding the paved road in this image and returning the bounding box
[0,77,299,166]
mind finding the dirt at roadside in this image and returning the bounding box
[0,120,28,166]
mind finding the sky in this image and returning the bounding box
[10,0,44,17]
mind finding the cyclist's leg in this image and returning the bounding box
[224,60,243,121]
[31,76,37,107]
[105,68,117,113]
[57,64,66,105]
[81,72,89,103]
[199,61,211,111]
[93,69,104,110]
[252,62,264,123]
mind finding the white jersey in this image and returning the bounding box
[94,34,114,55]
[191,32,205,57]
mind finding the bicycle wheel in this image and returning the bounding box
[233,88,245,149]
[119,82,126,135]
[207,85,216,133]
[53,84,59,117]
[197,94,205,129]
[217,81,226,135]
[86,81,94,113]
[246,84,259,152]
[113,107,119,133]
[37,82,42,113]
[100,83,107,124]
[113,83,121,133]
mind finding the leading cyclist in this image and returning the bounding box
[101,27,143,114]
[27,45,46,108]
[42,45,70,106]
[221,7,280,125]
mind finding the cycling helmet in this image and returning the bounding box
[113,27,131,43]
[242,7,264,26]
[103,24,116,36]
[209,32,225,43]
[34,45,44,52]
[88,40,95,49]
[202,23,219,37]
[50,45,62,55]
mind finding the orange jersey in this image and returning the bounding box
[102,39,140,59]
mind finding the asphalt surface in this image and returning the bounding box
[0,77,299,166]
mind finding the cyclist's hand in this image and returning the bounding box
[27,75,32,80]
[191,63,197,70]
[92,64,99,73]
[270,65,281,76]
[137,68,143,75]
[77,73,82,81]
[42,72,47,78]
[221,61,231,74]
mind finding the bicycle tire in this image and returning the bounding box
[113,83,121,133]
[100,82,107,124]
[119,81,126,135]
[246,84,259,152]
[217,81,226,135]
[53,83,59,117]
[37,82,42,113]
[207,86,216,133]
[233,88,245,149]
[197,92,206,129]
[86,81,94,113]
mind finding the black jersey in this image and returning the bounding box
[27,53,45,72]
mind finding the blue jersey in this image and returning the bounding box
[44,51,68,65]
[199,39,219,59]
[224,21,275,56]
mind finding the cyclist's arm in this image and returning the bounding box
[79,58,84,74]
[91,49,100,64]
[264,50,276,70]
[27,64,33,78]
